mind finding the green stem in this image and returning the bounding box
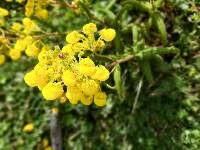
[104,83,116,90]
[78,2,104,24]
[105,0,117,10]
[94,53,114,62]
[132,25,139,50]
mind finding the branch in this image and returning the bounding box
[106,55,134,69]
[51,108,62,150]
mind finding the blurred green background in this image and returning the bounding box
[1,0,200,149]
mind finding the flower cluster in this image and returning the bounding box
[3,0,48,19]
[0,17,42,65]
[25,0,49,19]
[64,23,116,54]
[9,18,41,59]
[24,23,116,106]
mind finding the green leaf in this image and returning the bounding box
[114,64,124,101]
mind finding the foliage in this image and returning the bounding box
[1,0,200,150]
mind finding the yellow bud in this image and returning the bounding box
[23,123,34,132]
[24,70,37,87]
[0,7,9,16]
[80,95,93,105]
[9,49,21,60]
[66,86,83,104]
[0,54,5,65]
[99,28,116,42]
[78,58,96,76]
[82,80,99,96]
[91,65,110,81]
[83,23,97,35]
[94,92,107,106]
[42,82,64,100]
[62,70,77,86]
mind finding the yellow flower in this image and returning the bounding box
[42,138,49,147]
[23,123,34,132]
[83,23,97,35]
[25,0,34,17]
[41,45,51,51]
[82,80,99,96]
[52,107,59,113]
[42,82,64,100]
[34,64,49,90]
[14,39,26,51]
[25,43,39,57]
[94,92,107,106]
[24,36,33,46]
[38,50,49,63]
[62,44,74,56]
[95,40,105,51]
[45,146,52,150]
[9,49,21,60]
[78,58,96,76]
[66,86,83,104]
[0,54,5,65]
[72,42,86,52]
[0,18,5,26]
[62,70,77,86]
[22,17,40,33]
[0,36,9,44]
[91,65,110,81]
[66,31,83,44]
[11,22,22,31]
[0,7,9,16]
[60,96,67,103]
[99,28,116,42]
[17,0,25,3]
[35,8,48,19]
[80,95,93,105]
[24,70,37,87]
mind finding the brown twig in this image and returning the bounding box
[106,55,134,71]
